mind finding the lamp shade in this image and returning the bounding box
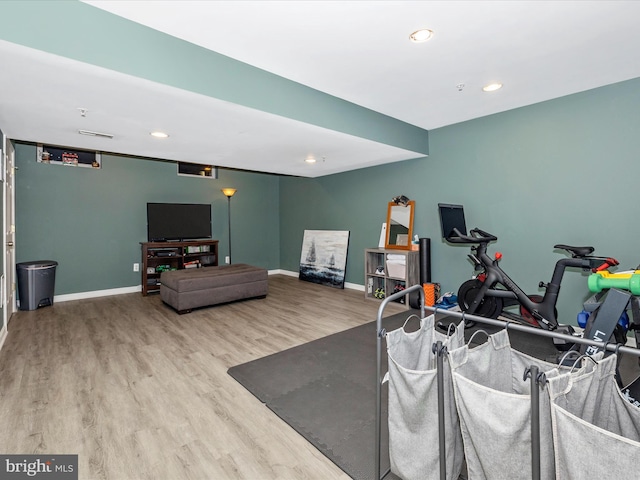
[222,188,237,198]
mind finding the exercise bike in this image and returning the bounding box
[448,227,619,331]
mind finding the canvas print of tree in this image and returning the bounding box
[299,230,350,289]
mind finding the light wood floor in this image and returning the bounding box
[0,275,405,479]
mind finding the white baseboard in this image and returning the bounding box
[268,269,296,277]
[269,269,363,291]
[51,270,365,304]
[54,285,141,303]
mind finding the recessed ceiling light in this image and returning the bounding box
[305,157,316,164]
[150,131,169,138]
[482,83,503,92]
[409,29,434,43]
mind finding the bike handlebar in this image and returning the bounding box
[447,227,497,244]
[447,227,617,269]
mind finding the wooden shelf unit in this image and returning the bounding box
[364,248,419,308]
[141,240,219,296]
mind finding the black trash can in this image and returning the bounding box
[16,260,58,311]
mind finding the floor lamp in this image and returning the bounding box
[221,188,237,264]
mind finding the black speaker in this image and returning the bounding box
[409,238,432,309]
[419,237,431,284]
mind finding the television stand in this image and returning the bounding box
[140,239,219,296]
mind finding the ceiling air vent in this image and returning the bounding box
[78,129,114,139]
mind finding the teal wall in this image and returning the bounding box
[281,77,640,324]
[15,145,279,295]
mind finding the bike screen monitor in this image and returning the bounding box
[438,203,467,240]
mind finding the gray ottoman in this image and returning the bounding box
[160,264,268,314]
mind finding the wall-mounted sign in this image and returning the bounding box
[37,144,101,169]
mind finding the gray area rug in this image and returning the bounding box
[228,311,640,480]
[228,312,411,480]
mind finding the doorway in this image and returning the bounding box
[1,131,16,345]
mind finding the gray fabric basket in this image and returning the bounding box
[387,314,466,480]
[447,329,570,480]
[547,353,640,479]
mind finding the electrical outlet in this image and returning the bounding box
[133,263,139,272]
[225,256,230,264]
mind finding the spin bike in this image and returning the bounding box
[449,227,619,331]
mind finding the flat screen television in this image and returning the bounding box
[147,203,212,242]
[438,203,467,240]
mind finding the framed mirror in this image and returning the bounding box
[385,200,415,250]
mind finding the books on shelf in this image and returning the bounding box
[185,245,210,254]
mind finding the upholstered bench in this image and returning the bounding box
[160,264,268,314]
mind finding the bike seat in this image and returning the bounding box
[554,244,594,257]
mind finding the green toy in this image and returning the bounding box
[588,269,640,295]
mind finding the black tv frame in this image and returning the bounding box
[147,202,212,242]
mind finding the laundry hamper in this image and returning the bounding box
[547,353,640,479]
[447,329,571,480]
[386,315,466,480]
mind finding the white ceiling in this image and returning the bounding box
[2,1,640,177]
